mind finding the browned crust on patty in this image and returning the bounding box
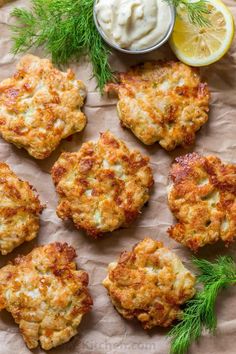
[0,55,87,159]
[51,131,154,237]
[0,242,93,350]
[168,152,236,251]
[105,61,210,150]
[103,238,195,329]
[0,162,44,255]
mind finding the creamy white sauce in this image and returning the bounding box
[95,0,172,50]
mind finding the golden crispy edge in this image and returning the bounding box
[51,131,154,237]
[168,153,236,250]
[0,242,93,350]
[103,237,195,329]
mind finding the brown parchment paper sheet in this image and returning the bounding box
[0,1,236,353]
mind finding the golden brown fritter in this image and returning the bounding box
[168,153,236,251]
[0,162,43,255]
[105,61,210,150]
[0,243,93,350]
[0,55,86,159]
[51,131,153,237]
[103,238,195,329]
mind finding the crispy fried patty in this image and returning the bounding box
[0,243,93,350]
[103,237,195,329]
[51,131,154,237]
[168,153,236,251]
[0,55,86,159]
[0,162,43,255]
[105,61,210,150]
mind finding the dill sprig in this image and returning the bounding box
[169,256,236,354]
[11,0,114,91]
[165,0,210,27]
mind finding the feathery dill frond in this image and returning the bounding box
[11,0,114,91]
[164,0,210,27]
[169,256,236,354]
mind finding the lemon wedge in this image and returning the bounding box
[169,0,235,66]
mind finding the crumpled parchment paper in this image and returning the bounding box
[0,1,235,353]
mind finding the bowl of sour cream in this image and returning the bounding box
[93,0,176,54]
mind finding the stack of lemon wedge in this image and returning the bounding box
[169,0,235,66]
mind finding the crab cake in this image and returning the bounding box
[105,61,209,150]
[51,131,154,237]
[0,162,43,255]
[0,243,93,350]
[103,238,195,329]
[0,55,86,159]
[168,153,236,251]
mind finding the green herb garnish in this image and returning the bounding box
[11,0,114,91]
[169,256,236,354]
[165,0,210,27]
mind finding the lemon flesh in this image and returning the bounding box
[169,0,235,66]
